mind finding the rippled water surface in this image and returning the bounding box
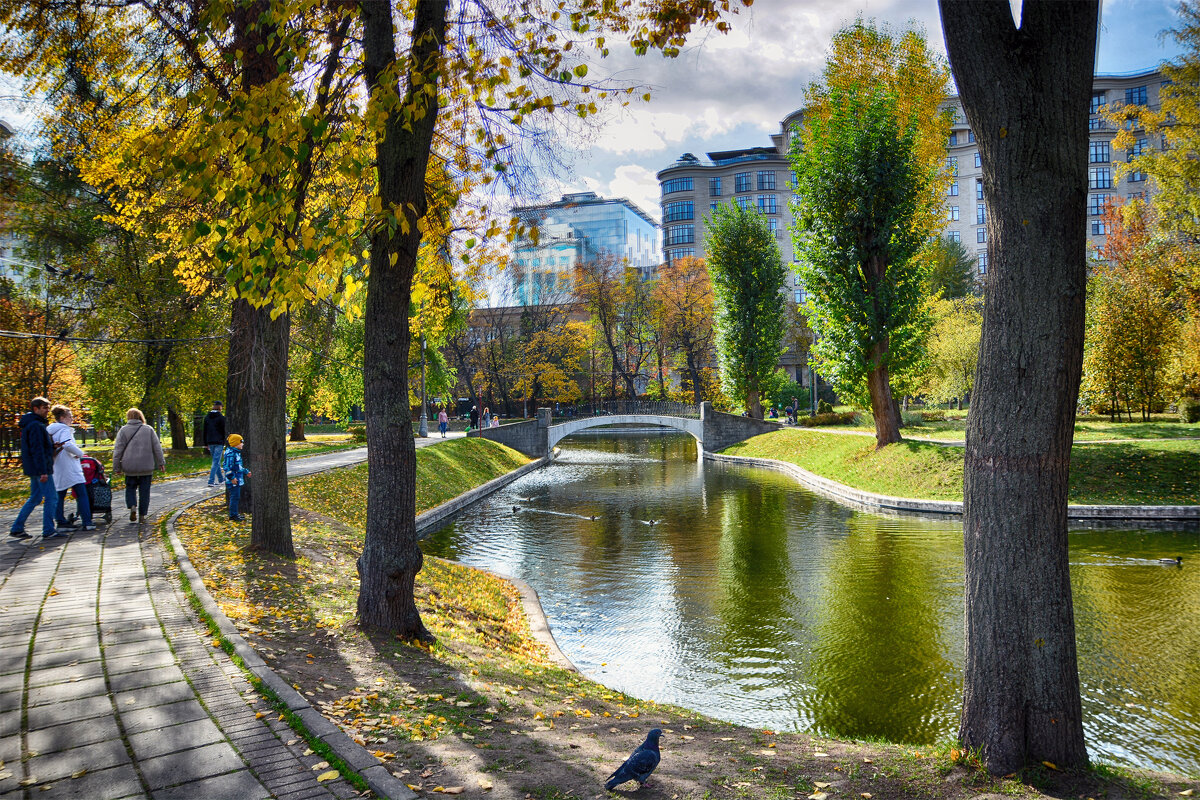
[421,432,1200,773]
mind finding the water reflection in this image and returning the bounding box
[421,431,1200,774]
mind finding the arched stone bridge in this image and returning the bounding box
[471,401,782,457]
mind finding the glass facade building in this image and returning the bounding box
[511,192,660,305]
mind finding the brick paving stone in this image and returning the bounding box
[102,650,177,674]
[106,665,186,693]
[119,698,210,735]
[112,680,196,710]
[151,770,269,800]
[27,693,114,728]
[126,718,225,761]
[27,675,109,706]
[28,659,105,687]
[30,762,144,800]
[27,715,124,754]
[25,737,132,782]
[138,741,246,789]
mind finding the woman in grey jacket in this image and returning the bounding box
[112,408,166,523]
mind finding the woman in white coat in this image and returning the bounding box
[47,405,96,531]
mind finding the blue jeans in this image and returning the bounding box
[208,445,225,484]
[228,481,242,519]
[438,421,447,437]
[57,484,93,527]
[12,477,58,537]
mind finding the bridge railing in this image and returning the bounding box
[549,400,701,421]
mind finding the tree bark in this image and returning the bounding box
[166,404,189,450]
[226,297,254,509]
[356,0,447,638]
[866,340,902,448]
[940,0,1096,774]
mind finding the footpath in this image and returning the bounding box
[0,441,454,800]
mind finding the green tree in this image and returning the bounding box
[920,297,981,408]
[653,256,717,404]
[926,236,978,299]
[705,204,787,419]
[790,20,948,449]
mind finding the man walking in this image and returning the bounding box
[9,397,59,540]
[203,401,226,486]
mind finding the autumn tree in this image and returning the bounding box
[926,236,978,299]
[653,255,717,404]
[919,296,981,409]
[791,20,949,448]
[705,204,786,419]
[940,0,1097,773]
[574,257,653,400]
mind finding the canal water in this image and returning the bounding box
[421,432,1200,774]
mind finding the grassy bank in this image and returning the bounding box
[0,434,356,508]
[173,437,1197,799]
[837,412,1198,442]
[722,428,1200,506]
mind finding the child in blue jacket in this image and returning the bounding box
[222,434,251,521]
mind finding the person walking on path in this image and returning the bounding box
[112,407,166,523]
[437,406,449,438]
[8,396,58,540]
[203,400,227,485]
[223,433,250,521]
[469,404,479,432]
[47,404,96,532]
[481,406,492,429]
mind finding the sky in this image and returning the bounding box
[543,0,1187,226]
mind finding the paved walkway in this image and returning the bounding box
[0,446,386,799]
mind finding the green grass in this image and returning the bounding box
[838,412,1197,442]
[723,428,1200,505]
[290,437,530,529]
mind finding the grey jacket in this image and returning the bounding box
[112,421,166,477]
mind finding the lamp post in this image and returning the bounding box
[418,331,429,437]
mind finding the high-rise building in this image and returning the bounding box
[510,191,660,305]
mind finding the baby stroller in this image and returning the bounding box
[80,456,114,524]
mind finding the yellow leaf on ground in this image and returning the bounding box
[479,778,494,790]
[814,782,831,788]
[312,761,329,770]
[316,770,338,782]
[813,751,829,757]
[435,788,465,795]
[861,794,873,798]
[254,712,266,719]
[71,770,87,779]
[1180,791,1194,797]
[1042,761,1058,771]
[48,588,59,596]
[809,792,828,800]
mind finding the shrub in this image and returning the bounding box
[817,400,833,414]
[798,411,857,427]
[901,410,926,427]
[347,423,367,442]
[921,410,946,422]
[1180,397,1200,424]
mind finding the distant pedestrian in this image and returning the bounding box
[47,405,95,532]
[490,414,499,429]
[112,408,166,524]
[469,405,479,431]
[223,434,250,521]
[437,407,448,438]
[203,401,227,486]
[8,397,58,541]
[482,406,492,428]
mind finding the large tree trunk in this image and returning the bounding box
[166,404,189,451]
[356,0,447,638]
[940,0,1095,774]
[246,306,293,557]
[866,342,902,448]
[226,298,254,509]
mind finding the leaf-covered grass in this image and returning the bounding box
[838,413,1197,442]
[290,437,529,529]
[0,435,358,508]
[723,428,1199,505]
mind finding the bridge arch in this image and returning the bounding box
[547,414,704,451]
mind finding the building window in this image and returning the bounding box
[967,130,976,143]
[768,217,780,232]
[757,194,777,214]
[976,204,987,225]
[1091,219,1107,236]
[948,180,959,197]
[977,227,987,243]
[1090,92,1106,114]
[757,171,776,190]
[665,225,694,246]
[667,247,696,263]
[1125,85,1148,106]
[1127,136,1147,161]
[794,289,804,304]
[663,201,694,223]
[735,172,751,193]
[1089,140,1110,163]
[709,177,722,197]
[947,205,960,222]
[974,151,981,169]
[735,196,751,210]
[1088,167,1111,189]
[978,250,988,274]
[710,202,719,212]
[976,178,983,200]
[1088,194,1113,216]
[946,156,958,176]
[1089,116,1110,131]
[789,170,798,189]
[663,177,693,194]
[949,132,958,147]
[948,230,961,243]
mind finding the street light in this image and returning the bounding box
[418,330,429,437]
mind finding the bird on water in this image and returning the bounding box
[605,728,663,791]
[1158,556,1183,565]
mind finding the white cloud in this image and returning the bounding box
[580,164,663,223]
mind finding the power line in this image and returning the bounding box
[0,329,227,345]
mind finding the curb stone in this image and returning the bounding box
[706,451,1200,521]
[164,496,417,800]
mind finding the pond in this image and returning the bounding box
[421,431,1200,774]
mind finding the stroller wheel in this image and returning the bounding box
[104,512,112,523]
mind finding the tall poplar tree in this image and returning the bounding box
[705,204,787,419]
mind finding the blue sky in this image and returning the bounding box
[543,0,1187,225]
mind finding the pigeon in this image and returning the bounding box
[605,728,662,791]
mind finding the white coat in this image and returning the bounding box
[47,421,86,491]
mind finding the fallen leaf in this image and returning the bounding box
[303,748,314,756]
[814,782,831,789]
[479,778,494,791]
[1042,761,1058,771]
[759,750,776,757]
[312,761,330,770]
[71,770,87,779]
[20,778,37,786]
[814,751,829,758]
[254,712,266,719]
[434,787,465,794]
[48,588,59,596]
[861,794,873,798]
[809,792,828,800]
[1180,792,1194,797]
[862,758,873,764]
[316,770,338,782]
[0,772,12,781]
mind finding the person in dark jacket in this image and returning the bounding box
[203,401,227,486]
[9,397,59,540]
[469,405,479,431]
